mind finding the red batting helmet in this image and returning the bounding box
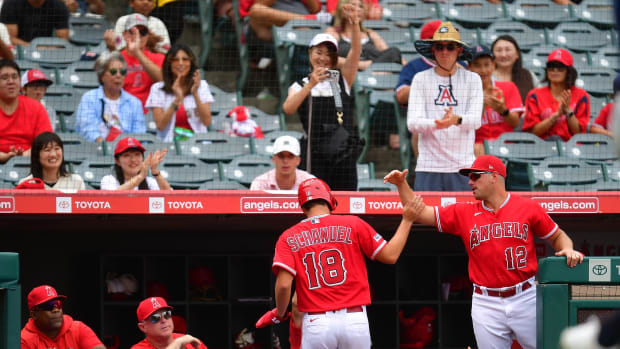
[297,178,337,210]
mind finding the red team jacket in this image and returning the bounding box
[435,194,559,288]
[273,214,387,313]
[21,315,104,349]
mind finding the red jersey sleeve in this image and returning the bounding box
[272,230,297,276]
[436,204,461,236]
[572,87,590,134]
[522,89,542,132]
[502,81,524,115]
[34,102,53,137]
[352,216,386,260]
[75,321,104,349]
[528,199,559,240]
[593,103,613,129]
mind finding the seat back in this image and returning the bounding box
[177,133,252,162]
[482,21,546,50]
[159,155,214,188]
[575,67,616,96]
[529,157,604,189]
[44,85,82,114]
[551,22,612,52]
[484,132,559,160]
[561,134,618,162]
[69,14,110,45]
[363,20,412,45]
[222,154,273,185]
[72,156,116,188]
[523,45,589,70]
[62,61,98,89]
[442,0,506,26]
[575,0,615,28]
[591,46,620,72]
[22,37,84,67]
[507,0,574,26]
[0,157,32,185]
[382,0,440,27]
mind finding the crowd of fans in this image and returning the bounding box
[0,0,616,193]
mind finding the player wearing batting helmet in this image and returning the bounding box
[256,177,425,348]
[385,156,584,349]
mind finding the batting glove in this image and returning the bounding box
[256,308,290,328]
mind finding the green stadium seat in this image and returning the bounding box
[362,20,412,46]
[575,67,616,96]
[207,84,239,115]
[357,162,375,180]
[222,154,273,185]
[14,59,40,72]
[560,134,617,162]
[441,0,506,27]
[68,14,110,46]
[382,0,440,28]
[547,179,620,192]
[357,179,396,191]
[591,46,620,72]
[528,157,604,190]
[452,24,481,47]
[22,37,84,68]
[62,61,98,90]
[253,130,305,157]
[575,0,615,29]
[158,155,215,189]
[550,23,612,53]
[522,46,590,71]
[0,157,31,185]
[176,133,252,162]
[603,160,620,181]
[56,132,105,164]
[72,156,115,189]
[482,21,547,51]
[144,111,158,135]
[588,96,610,123]
[44,85,82,115]
[507,0,575,27]
[198,180,249,190]
[58,112,77,133]
[0,180,15,189]
[484,132,559,160]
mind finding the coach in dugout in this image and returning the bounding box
[250,135,314,191]
[21,285,105,349]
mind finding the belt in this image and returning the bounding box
[308,306,364,315]
[474,281,532,298]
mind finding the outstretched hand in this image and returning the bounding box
[150,149,167,173]
[555,249,584,268]
[402,195,425,222]
[384,169,408,186]
[341,3,361,25]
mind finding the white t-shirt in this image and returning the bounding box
[19,174,86,193]
[407,67,483,173]
[100,175,160,190]
[145,80,215,142]
[114,15,171,53]
[0,22,11,47]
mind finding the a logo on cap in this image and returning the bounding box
[489,165,494,169]
[554,51,563,59]
[151,297,161,309]
[46,286,54,296]
[439,26,449,33]
[476,46,483,52]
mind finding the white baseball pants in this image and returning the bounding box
[301,306,371,349]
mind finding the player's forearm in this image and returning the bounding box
[377,218,413,264]
[549,229,574,252]
[275,273,293,318]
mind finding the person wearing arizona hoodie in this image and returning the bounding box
[21,285,105,349]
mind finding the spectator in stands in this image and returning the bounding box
[101,137,171,190]
[248,0,322,42]
[74,0,105,14]
[105,0,171,54]
[21,285,105,349]
[469,45,523,157]
[116,14,165,111]
[0,23,14,60]
[326,0,381,20]
[250,135,314,190]
[325,0,405,70]
[395,20,442,159]
[0,59,52,164]
[18,132,86,191]
[491,35,538,105]
[21,69,57,131]
[589,74,619,139]
[132,297,207,349]
[150,0,185,45]
[146,44,214,142]
[0,0,69,46]
[76,52,145,143]
[407,21,483,191]
[522,49,590,142]
[282,3,362,191]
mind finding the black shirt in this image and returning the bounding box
[0,0,69,42]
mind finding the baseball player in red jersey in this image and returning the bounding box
[384,155,583,349]
[256,177,424,348]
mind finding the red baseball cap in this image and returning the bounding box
[27,285,67,310]
[114,137,145,156]
[420,20,442,40]
[21,69,54,88]
[459,155,506,178]
[547,48,573,67]
[136,297,173,322]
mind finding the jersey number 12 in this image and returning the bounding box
[303,249,347,289]
[505,246,527,270]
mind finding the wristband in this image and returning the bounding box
[456,116,463,125]
[171,103,179,111]
[152,172,160,177]
[567,110,575,118]
[500,108,510,117]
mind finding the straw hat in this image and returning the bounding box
[414,21,472,61]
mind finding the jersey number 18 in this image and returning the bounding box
[303,249,347,289]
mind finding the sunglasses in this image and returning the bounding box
[468,171,493,181]
[36,300,62,311]
[146,310,172,323]
[546,63,567,71]
[109,68,127,76]
[433,43,459,52]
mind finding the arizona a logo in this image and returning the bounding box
[435,84,457,106]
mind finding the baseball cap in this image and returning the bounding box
[471,45,494,62]
[21,69,53,88]
[124,13,148,32]
[272,135,300,156]
[420,20,442,40]
[309,33,338,50]
[136,297,174,322]
[28,285,67,310]
[114,137,145,156]
[458,155,506,178]
[547,48,573,67]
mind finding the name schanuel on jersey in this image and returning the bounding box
[469,223,529,250]
[435,84,457,106]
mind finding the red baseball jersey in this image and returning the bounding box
[131,333,208,349]
[122,49,165,112]
[0,95,52,153]
[475,80,524,144]
[273,214,387,313]
[435,194,559,288]
[21,315,104,349]
[593,102,614,131]
[522,85,590,141]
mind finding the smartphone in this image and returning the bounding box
[326,69,340,83]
